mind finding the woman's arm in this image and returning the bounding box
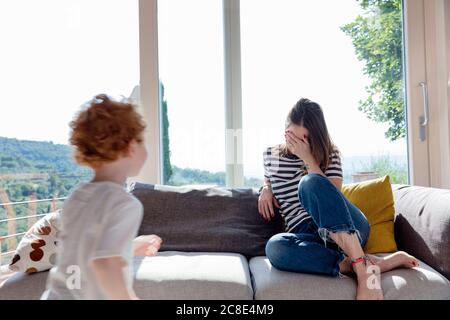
[90,256,139,300]
[258,148,281,221]
[285,132,343,191]
[328,177,343,191]
[258,176,280,221]
[304,162,326,177]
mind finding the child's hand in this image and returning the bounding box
[133,234,163,257]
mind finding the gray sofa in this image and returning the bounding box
[1,183,449,300]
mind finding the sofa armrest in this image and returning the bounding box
[392,184,450,280]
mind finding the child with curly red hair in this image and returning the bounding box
[41,94,162,300]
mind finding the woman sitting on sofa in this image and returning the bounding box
[258,98,419,300]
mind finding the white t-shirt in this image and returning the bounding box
[41,181,143,300]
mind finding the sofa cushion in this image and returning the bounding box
[342,176,397,254]
[133,251,253,299]
[0,268,48,300]
[392,184,450,280]
[0,252,254,300]
[8,210,61,273]
[249,255,450,300]
[129,183,283,258]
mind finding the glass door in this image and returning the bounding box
[240,0,409,187]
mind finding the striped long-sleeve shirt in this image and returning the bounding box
[263,144,343,233]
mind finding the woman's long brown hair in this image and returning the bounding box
[279,98,338,172]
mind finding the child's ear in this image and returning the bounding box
[124,139,138,157]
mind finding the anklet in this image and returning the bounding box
[351,256,370,267]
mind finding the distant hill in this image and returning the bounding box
[0,136,89,175]
[0,136,407,185]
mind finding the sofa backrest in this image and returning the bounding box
[130,182,450,280]
[392,184,450,280]
[129,183,284,258]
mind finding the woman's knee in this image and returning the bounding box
[298,173,327,195]
[265,233,294,267]
[298,173,329,204]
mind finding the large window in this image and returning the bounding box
[239,0,408,187]
[1,0,416,264]
[157,0,226,186]
[0,0,139,263]
[154,0,409,189]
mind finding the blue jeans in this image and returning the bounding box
[265,173,370,277]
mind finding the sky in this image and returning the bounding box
[0,0,407,178]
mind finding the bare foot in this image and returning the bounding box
[367,251,419,273]
[353,262,384,300]
[339,257,354,275]
[339,251,419,276]
[340,257,384,299]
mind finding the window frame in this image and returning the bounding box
[404,0,450,188]
[138,0,448,188]
[134,0,162,185]
[223,0,244,187]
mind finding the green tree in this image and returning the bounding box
[342,0,404,141]
[361,154,408,184]
[160,83,173,183]
[20,183,35,197]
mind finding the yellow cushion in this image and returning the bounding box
[342,175,398,254]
